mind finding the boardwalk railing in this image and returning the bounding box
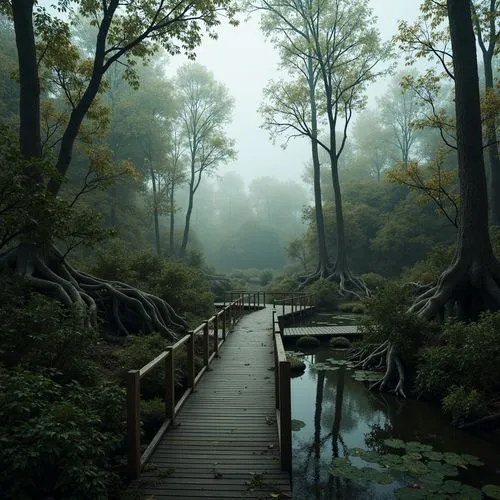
[126,297,244,479]
[274,330,292,473]
[224,290,267,309]
[272,292,317,333]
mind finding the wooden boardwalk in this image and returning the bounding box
[283,325,360,338]
[135,307,292,499]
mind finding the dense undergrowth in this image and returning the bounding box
[0,248,216,499]
[358,279,500,428]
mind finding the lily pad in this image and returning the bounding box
[325,358,353,367]
[423,451,444,461]
[440,479,462,494]
[383,437,407,449]
[395,487,427,499]
[482,484,500,499]
[353,370,383,382]
[419,472,445,491]
[426,460,459,477]
[405,460,430,475]
[379,453,404,467]
[459,484,483,499]
[291,419,305,432]
[461,453,484,467]
[404,441,433,453]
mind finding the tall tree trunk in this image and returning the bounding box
[11,0,40,163]
[329,152,348,273]
[308,56,330,276]
[180,171,195,259]
[169,182,175,255]
[411,0,500,320]
[450,0,492,263]
[150,167,161,256]
[483,53,500,225]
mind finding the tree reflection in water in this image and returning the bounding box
[291,348,498,499]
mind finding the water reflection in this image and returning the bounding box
[291,348,499,500]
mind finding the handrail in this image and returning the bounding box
[223,290,267,309]
[126,297,245,479]
[272,292,318,334]
[274,331,292,473]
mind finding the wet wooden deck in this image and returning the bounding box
[283,325,360,338]
[134,307,291,499]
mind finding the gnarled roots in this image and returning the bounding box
[298,264,369,299]
[2,244,188,340]
[351,255,500,398]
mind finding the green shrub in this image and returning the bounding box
[141,397,165,441]
[296,336,320,348]
[0,273,98,384]
[329,336,352,348]
[115,334,191,400]
[0,367,124,499]
[403,244,454,285]
[442,386,484,422]
[115,335,170,399]
[304,279,338,309]
[259,269,274,286]
[360,282,434,361]
[90,244,215,328]
[287,355,306,374]
[361,272,387,291]
[416,311,500,410]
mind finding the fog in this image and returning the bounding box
[167,1,422,188]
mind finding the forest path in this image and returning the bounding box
[133,306,292,499]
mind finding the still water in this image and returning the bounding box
[290,348,500,500]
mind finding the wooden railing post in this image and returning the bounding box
[214,315,219,355]
[274,338,279,407]
[278,316,284,335]
[222,308,227,340]
[165,348,175,423]
[203,321,210,367]
[279,358,292,473]
[126,370,141,479]
[187,331,195,390]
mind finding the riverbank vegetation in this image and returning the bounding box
[0,0,499,497]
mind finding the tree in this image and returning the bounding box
[175,63,236,259]
[299,0,388,295]
[1,0,237,338]
[165,128,188,256]
[357,0,500,397]
[259,2,331,282]
[259,0,388,296]
[350,110,392,182]
[377,72,423,169]
[397,0,499,223]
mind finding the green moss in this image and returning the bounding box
[329,336,352,348]
[296,336,320,348]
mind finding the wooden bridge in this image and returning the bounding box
[126,292,310,499]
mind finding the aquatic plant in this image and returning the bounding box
[328,438,487,499]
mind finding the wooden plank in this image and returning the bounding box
[130,307,291,499]
[283,325,360,337]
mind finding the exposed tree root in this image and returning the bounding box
[3,244,188,340]
[298,263,369,298]
[353,255,500,399]
[297,263,332,289]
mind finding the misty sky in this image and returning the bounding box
[168,0,423,188]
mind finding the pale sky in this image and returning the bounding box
[167,0,423,187]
